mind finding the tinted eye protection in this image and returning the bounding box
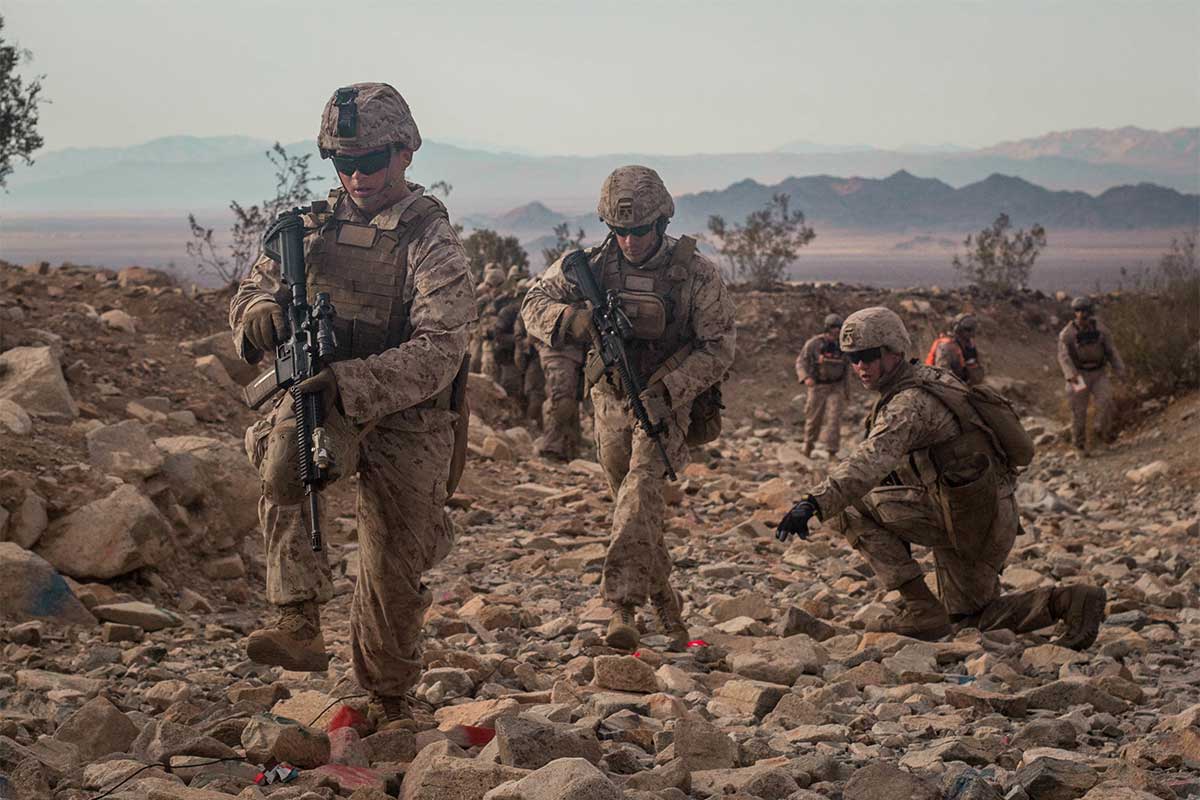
[847,347,883,364]
[608,222,656,237]
[331,147,391,176]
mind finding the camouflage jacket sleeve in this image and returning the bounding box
[933,341,963,376]
[520,254,587,348]
[796,335,821,382]
[327,217,477,424]
[659,253,737,410]
[809,388,957,519]
[1099,322,1126,374]
[229,252,284,364]
[1057,324,1079,380]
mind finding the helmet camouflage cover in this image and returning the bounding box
[824,313,844,329]
[951,312,978,333]
[1071,296,1094,312]
[597,165,675,228]
[318,82,421,155]
[839,307,912,354]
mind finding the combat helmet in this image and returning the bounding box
[824,313,844,329]
[507,264,525,279]
[597,166,675,228]
[951,312,978,334]
[839,307,911,354]
[318,83,421,156]
[1070,296,1094,313]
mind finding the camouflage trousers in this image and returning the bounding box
[522,356,546,426]
[538,349,585,460]
[468,332,483,374]
[593,386,690,607]
[804,382,846,453]
[246,398,457,698]
[832,484,1060,632]
[1068,369,1114,448]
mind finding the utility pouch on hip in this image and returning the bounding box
[686,383,724,445]
[937,452,998,558]
[584,348,607,388]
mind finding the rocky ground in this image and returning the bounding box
[1,260,1197,800]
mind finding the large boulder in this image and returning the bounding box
[483,758,621,800]
[402,740,528,800]
[86,420,164,480]
[155,436,260,534]
[36,484,169,580]
[180,331,260,385]
[493,715,602,770]
[53,697,139,761]
[0,346,77,419]
[0,543,95,626]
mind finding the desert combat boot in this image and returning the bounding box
[245,600,330,672]
[652,588,691,651]
[866,577,953,641]
[606,604,640,651]
[1050,584,1107,650]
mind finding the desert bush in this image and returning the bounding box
[952,213,1046,292]
[186,143,314,287]
[542,222,587,267]
[707,193,816,291]
[463,228,529,283]
[1104,231,1199,398]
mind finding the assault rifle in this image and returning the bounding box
[562,248,677,480]
[242,208,337,551]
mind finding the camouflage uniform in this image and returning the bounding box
[535,342,586,460]
[521,166,736,642]
[230,83,476,706]
[795,328,849,454]
[927,314,984,386]
[784,307,1105,649]
[513,313,545,425]
[1058,315,1125,449]
[490,291,523,399]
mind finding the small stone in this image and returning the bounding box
[844,762,939,800]
[672,718,737,771]
[592,655,660,694]
[92,601,182,632]
[1014,756,1099,799]
[777,606,836,641]
[482,757,620,800]
[241,713,331,769]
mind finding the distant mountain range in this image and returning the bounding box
[462,171,1198,250]
[3,127,1196,216]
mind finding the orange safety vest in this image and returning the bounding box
[925,336,962,366]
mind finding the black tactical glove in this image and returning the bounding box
[776,497,819,542]
[244,302,286,353]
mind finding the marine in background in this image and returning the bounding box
[795,313,850,457]
[926,312,984,386]
[521,165,736,652]
[1057,296,1125,455]
[776,307,1106,650]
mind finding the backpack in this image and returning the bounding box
[917,376,1035,469]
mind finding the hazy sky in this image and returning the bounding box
[4,0,1198,156]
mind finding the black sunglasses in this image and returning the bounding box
[847,347,883,364]
[330,147,392,176]
[608,222,656,238]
